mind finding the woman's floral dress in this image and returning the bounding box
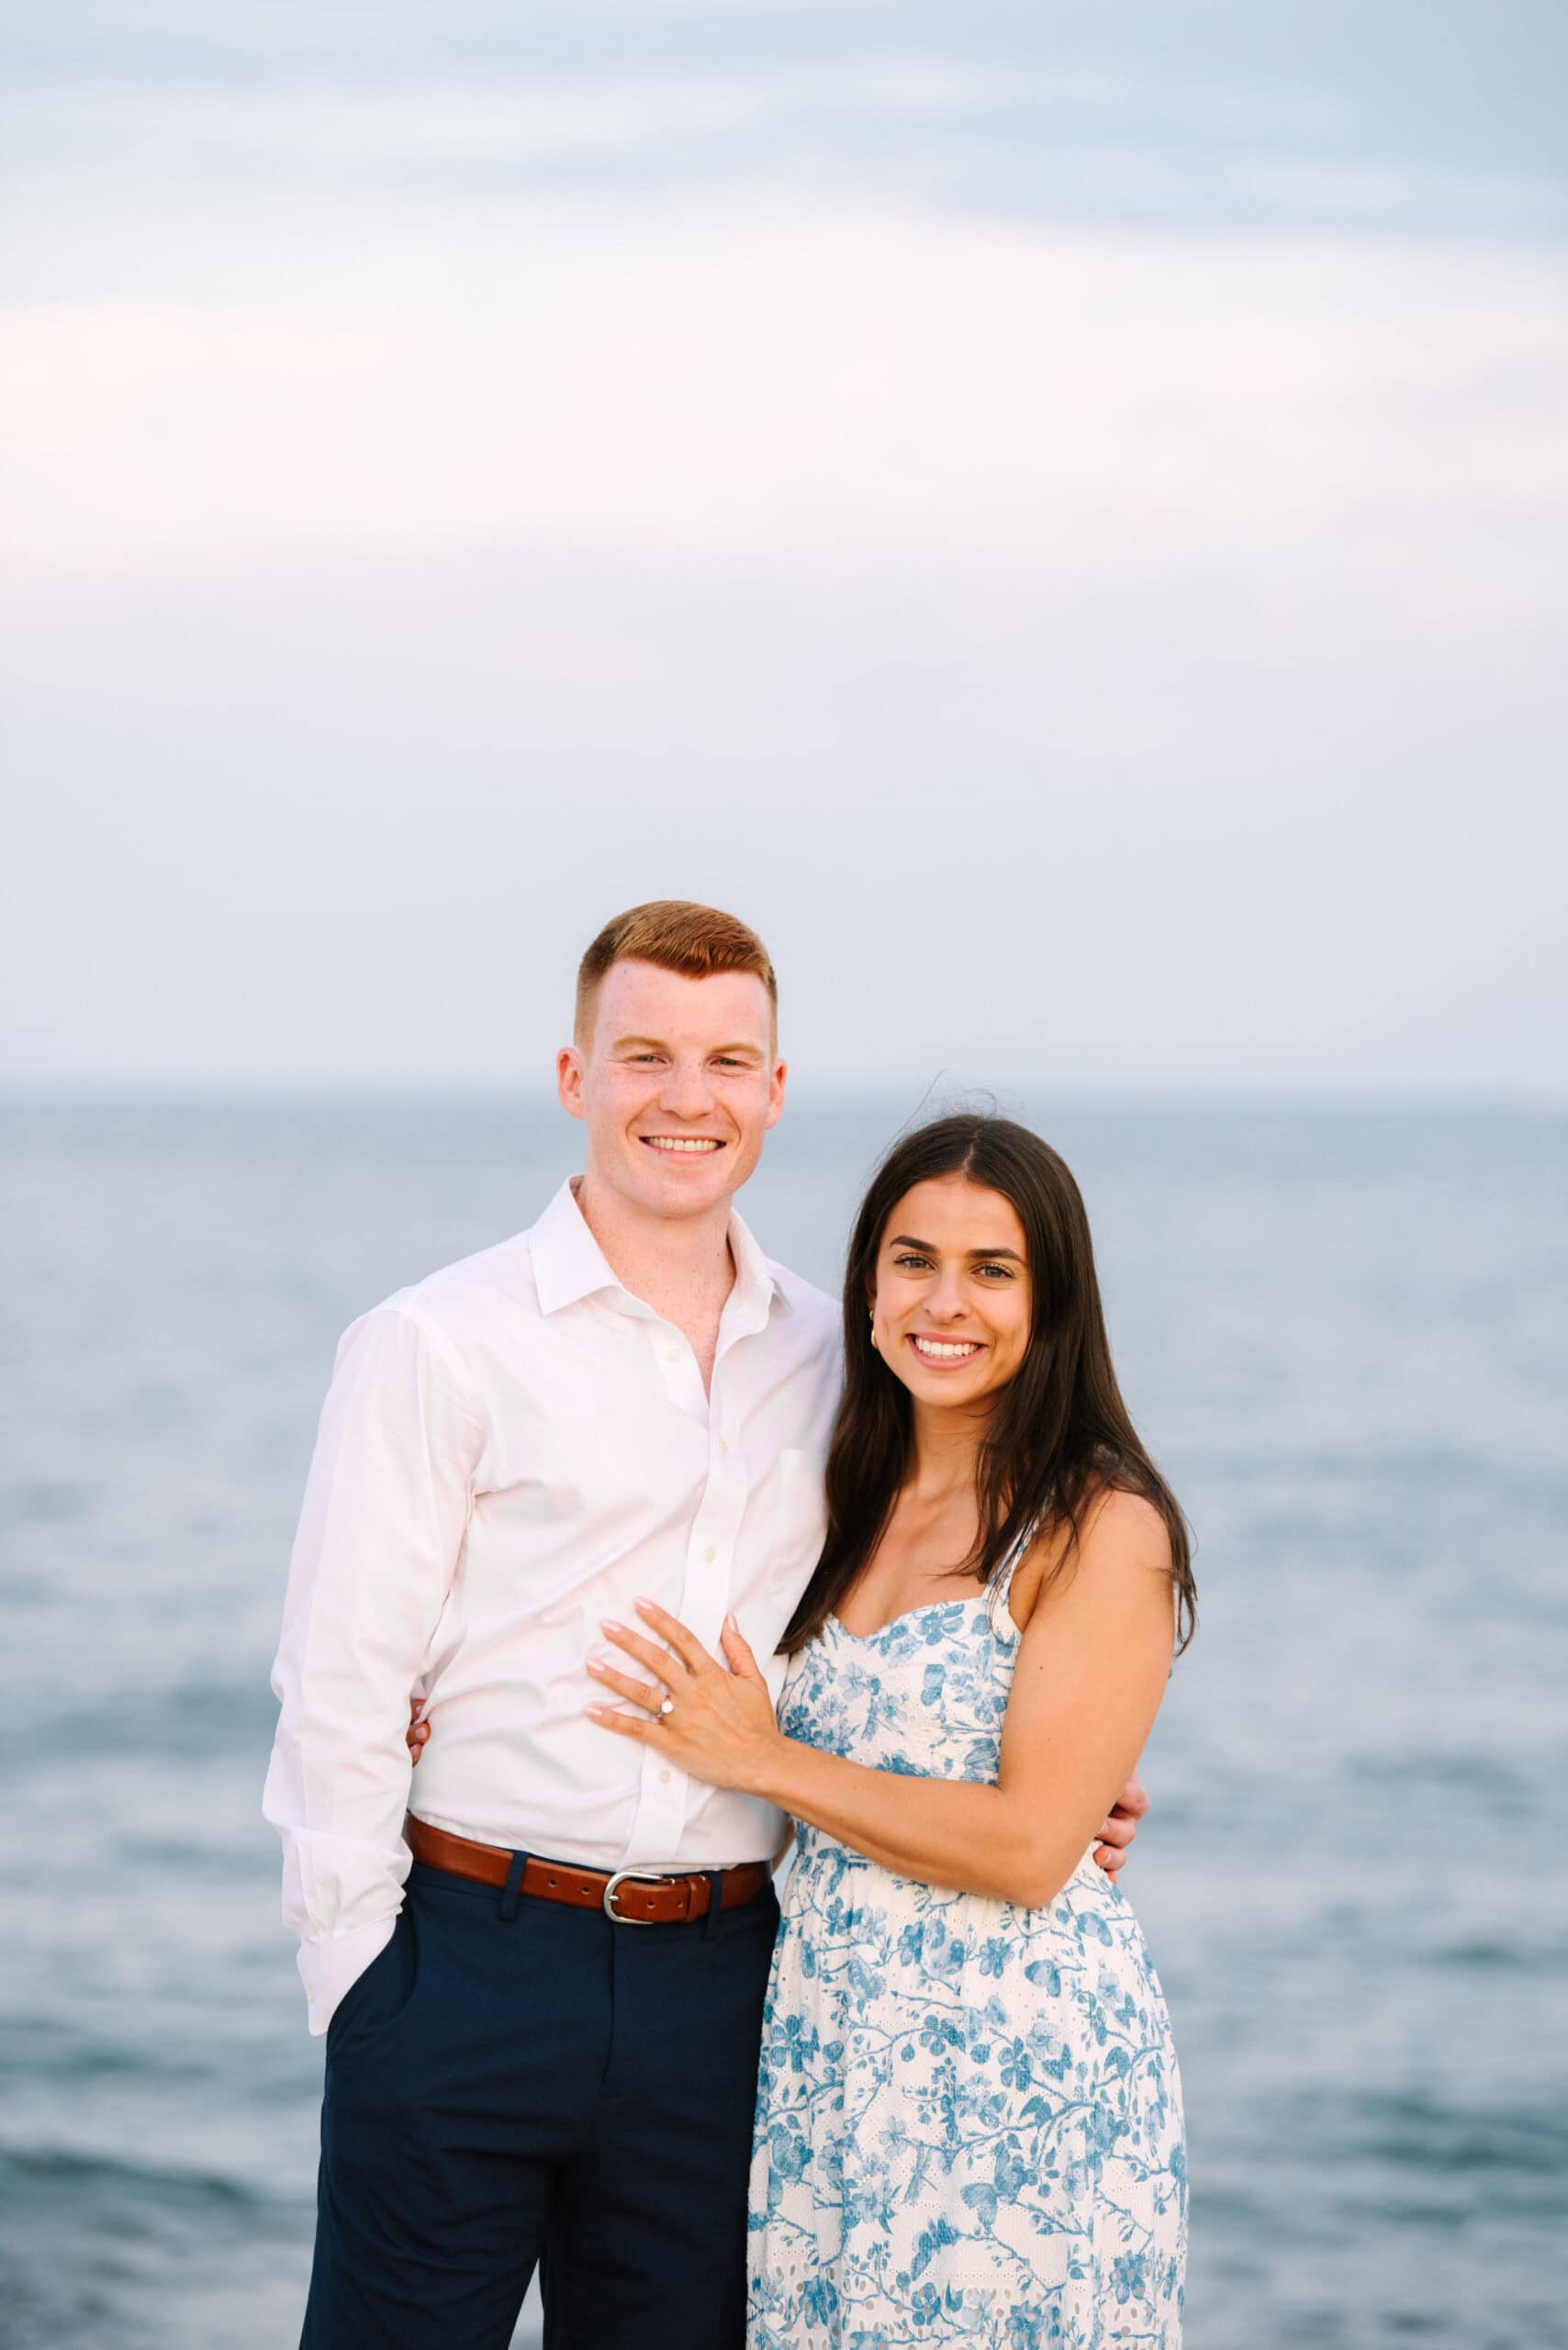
[746,1566,1186,2348]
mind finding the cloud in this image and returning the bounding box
[2,26,1563,1093]
[5,211,1564,615]
[6,8,1564,236]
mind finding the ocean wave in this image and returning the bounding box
[1286,2087,1568,2178]
[0,2142,277,2216]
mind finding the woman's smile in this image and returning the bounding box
[906,1333,984,1365]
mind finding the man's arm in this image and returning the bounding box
[263,1304,481,2035]
[1093,1769,1149,1874]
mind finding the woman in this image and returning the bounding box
[408,1113,1192,2343]
[583,1114,1194,2347]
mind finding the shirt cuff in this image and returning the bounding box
[297,1913,398,2038]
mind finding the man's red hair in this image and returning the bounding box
[575,901,778,1042]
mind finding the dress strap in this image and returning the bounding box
[985,1519,1039,1645]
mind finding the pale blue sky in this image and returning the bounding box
[3,3,1564,1095]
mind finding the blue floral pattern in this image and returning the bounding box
[746,1577,1185,2347]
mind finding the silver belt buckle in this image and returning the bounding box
[602,1866,676,1924]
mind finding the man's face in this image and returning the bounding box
[557,958,786,1223]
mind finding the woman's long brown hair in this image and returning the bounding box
[780,1114,1195,1654]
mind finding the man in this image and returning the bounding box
[264,900,1146,2349]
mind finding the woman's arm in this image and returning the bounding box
[590,1491,1176,1910]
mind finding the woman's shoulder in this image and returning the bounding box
[1008,1483,1172,1632]
[1081,1483,1172,1559]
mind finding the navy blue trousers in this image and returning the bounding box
[300,1857,780,2350]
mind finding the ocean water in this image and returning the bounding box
[4,1097,1565,2350]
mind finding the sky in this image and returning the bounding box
[3,2,1565,1098]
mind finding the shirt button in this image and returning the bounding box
[667,1348,680,1363]
[704,1546,716,1563]
[659,1768,672,1785]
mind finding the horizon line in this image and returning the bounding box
[3,1080,1563,1117]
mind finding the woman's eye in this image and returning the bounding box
[977,1263,1014,1281]
[892,1253,932,1271]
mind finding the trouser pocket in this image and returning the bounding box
[325,1903,420,2077]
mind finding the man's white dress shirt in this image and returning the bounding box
[263,1178,840,2033]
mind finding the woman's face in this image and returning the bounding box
[869,1174,1032,1412]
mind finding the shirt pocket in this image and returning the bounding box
[769,1446,828,1583]
[746,1447,829,1674]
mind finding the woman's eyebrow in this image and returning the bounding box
[887,1234,1024,1261]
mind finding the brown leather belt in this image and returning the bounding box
[405,1816,771,1925]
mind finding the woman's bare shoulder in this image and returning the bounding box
[1081,1483,1172,1562]
[1009,1485,1171,1632]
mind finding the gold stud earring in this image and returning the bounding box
[868,1313,879,1353]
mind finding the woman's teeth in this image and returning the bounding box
[911,1337,980,1360]
[644,1136,722,1152]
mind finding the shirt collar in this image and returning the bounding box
[529,1177,791,1320]
[726,1201,792,1325]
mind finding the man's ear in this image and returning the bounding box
[764,1057,788,1130]
[556,1045,587,1123]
